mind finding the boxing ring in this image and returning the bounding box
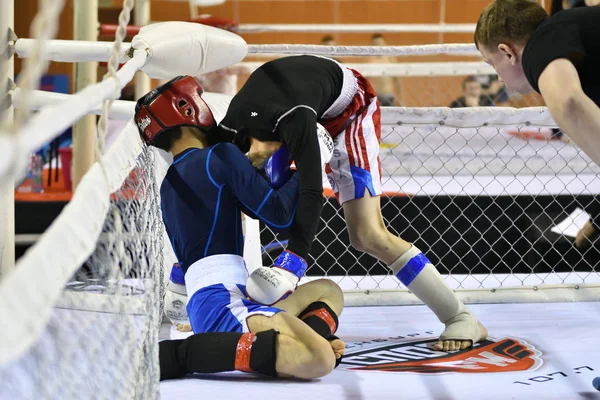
[161,302,600,400]
[1,0,600,398]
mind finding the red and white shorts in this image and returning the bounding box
[321,68,382,205]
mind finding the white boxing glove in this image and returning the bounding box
[164,280,189,326]
[246,266,299,306]
[246,251,308,305]
[164,264,190,326]
[317,123,334,165]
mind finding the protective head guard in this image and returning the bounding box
[135,75,216,145]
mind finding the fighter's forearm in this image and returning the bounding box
[551,93,600,166]
[286,189,323,259]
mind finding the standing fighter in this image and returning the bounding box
[135,76,345,380]
[216,55,487,351]
[474,0,600,246]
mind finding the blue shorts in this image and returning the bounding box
[187,282,283,334]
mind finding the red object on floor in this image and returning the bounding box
[58,147,73,192]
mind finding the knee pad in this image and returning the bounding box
[159,340,187,381]
[246,329,279,377]
[298,301,339,337]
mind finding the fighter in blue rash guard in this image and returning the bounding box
[135,76,345,380]
[160,137,298,273]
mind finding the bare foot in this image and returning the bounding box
[329,338,345,360]
[434,315,488,352]
[176,323,192,332]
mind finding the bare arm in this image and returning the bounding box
[539,58,600,165]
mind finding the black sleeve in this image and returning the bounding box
[523,22,586,93]
[238,201,259,219]
[480,95,495,107]
[280,108,324,260]
[209,143,299,230]
[449,98,464,108]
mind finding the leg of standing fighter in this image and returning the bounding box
[327,72,486,351]
[342,192,487,351]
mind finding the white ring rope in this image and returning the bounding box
[11,89,135,120]
[96,0,135,163]
[0,20,246,369]
[13,39,131,63]
[234,61,494,77]
[11,89,558,128]
[13,41,480,62]
[380,106,557,128]
[0,51,146,179]
[237,23,477,34]
[0,118,145,367]
[11,0,66,133]
[246,44,480,57]
[3,21,246,183]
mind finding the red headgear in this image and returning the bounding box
[135,76,215,145]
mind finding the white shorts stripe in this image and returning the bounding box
[328,96,382,204]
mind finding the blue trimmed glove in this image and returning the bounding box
[263,146,293,189]
[245,251,308,306]
[164,263,190,326]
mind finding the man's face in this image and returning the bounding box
[464,81,482,97]
[479,45,533,95]
[372,36,386,46]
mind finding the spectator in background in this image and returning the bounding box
[368,33,402,106]
[449,75,495,108]
[196,68,238,96]
[320,35,336,46]
[480,75,509,105]
[320,35,340,62]
[193,16,241,96]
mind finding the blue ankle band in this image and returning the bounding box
[395,252,430,286]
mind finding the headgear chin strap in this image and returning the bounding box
[135,75,216,145]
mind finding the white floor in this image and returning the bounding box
[160,302,600,400]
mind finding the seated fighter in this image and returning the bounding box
[135,76,345,381]
[216,55,487,352]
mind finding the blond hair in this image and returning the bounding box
[247,151,273,169]
[474,0,548,50]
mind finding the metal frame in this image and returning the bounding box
[0,0,15,277]
[72,0,98,191]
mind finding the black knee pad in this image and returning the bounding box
[159,340,187,381]
[298,301,339,337]
[249,329,279,377]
